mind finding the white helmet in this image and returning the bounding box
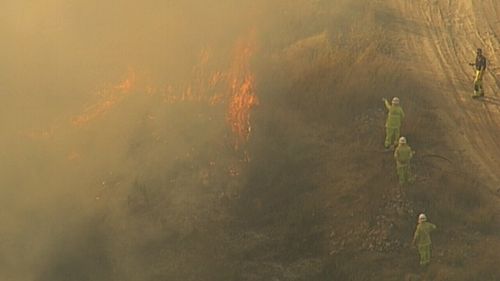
[399,136,407,144]
[392,97,400,104]
[418,213,427,222]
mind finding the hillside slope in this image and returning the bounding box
[1,1,499,280]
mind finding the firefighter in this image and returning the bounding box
[412,213,437,266]
[469,48,487,98]
[382,97,405,149]
[394,136,414,185]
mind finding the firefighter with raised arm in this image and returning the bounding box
[382,97,405,149]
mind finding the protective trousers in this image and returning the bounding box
[396,163,412,185]
[418,244,431,266]
[473,70,484,96]
[385,127,400,148]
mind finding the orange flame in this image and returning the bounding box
[226,30,259,150]
[72,69,136,126]
[158,48,227,105]
[27,31,259,166]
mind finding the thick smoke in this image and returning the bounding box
[0,1,358,280]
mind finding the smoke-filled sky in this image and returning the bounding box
[1,1,259,115]
[0,1,357,280]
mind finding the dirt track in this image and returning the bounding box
[389,0,500,191]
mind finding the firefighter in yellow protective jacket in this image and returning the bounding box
[394,136,414,185]
[469,48,487,98]
[382,97,405,149]
[412,213,437,266]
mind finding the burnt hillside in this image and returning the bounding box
[1,1,500,280]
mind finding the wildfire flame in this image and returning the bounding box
[228,75,259,148]
[226,31,259,149]
[72,69,136,127]
[136,31,259,150]
[24,30,259,166]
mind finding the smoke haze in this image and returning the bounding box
[0,1,363,280]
